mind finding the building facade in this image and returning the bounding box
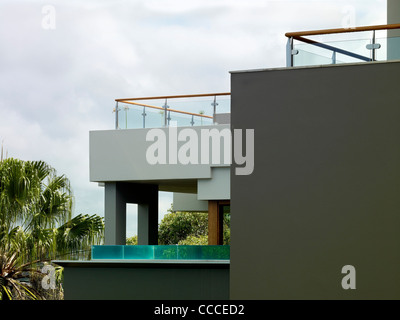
[55,1,400,300]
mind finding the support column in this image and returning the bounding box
[104,182,126,245]
[134,183,159,245]
[138,201,158,245]
[208,200,223,245]
[104,182,159,246]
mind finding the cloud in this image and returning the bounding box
[0,1,387,232]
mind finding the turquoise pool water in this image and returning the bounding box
[91,245,230,260]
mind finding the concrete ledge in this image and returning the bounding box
[53,259,230,269]
[54,259,230,300]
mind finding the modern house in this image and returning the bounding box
[55,1,400,300]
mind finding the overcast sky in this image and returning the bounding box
[0,0,386,236]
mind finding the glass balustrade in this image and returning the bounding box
[376,36,400,61]
[287,24,400,68]
[91,245,230,260]
[293,38,372,66]
[115,94,230,130]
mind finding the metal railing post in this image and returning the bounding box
[163,99,168,127]
[286,36,294,67]
[115,101,119,129]
[366,30,381,61]
[142,106,146,128]
[372,30,376,61]
[211,95,218,124]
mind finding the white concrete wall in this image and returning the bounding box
[172,193,208,212]
[89,124,230,183]
[198,167,230,200]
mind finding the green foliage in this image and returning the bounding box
[0,251,43,300]
[158,208,231,245]
[178,234,208,245]
[126,235,138,245]
[55,214,104,260]
[158,211,208,245]
[223,213,230,245]
[0,158,104,299]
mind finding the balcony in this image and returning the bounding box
[113,92,231,130]
[286,23,400,67]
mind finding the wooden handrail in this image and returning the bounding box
[116,92,230,102]
[119,100,213,119]
[285,23,400,38]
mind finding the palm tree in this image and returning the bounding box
[0,158,104,299]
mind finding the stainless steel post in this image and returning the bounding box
[142,106,146,128]
[164,99,168,127]
[115,101,119,129]
[286,37,294,67]
[372,30,376,61]
[211,95,218,124]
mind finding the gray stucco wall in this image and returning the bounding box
[230,61,400,299]
[56,260,229,300]
[387,0,400,60]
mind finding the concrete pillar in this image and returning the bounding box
[104,182,126,245]
[137,195,159,245]
[104,182,159,245]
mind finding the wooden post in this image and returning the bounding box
[208,200,223,245]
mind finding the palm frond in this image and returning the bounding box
[1,285,12,300]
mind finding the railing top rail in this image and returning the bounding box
[116,92,231,102]
[285,23,400,38]
[120,100,213,119]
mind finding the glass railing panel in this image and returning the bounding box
[115,94,230,129]
[328,38,371,63]
[144,105,166,128]
[91,245,230,260]
[168,111,195,128]
[171,97,213,118]
[287,26,400,66]
[154,245,179,259]
[117,106,127,129]
[194,116,213,126]
[293,48,335,66]
[294,38,371,66]
[167,112,213,127]
[377,36,400,61]
[178,245,230,260]
[124,245,154,259]
[119,107,142,129]
[375,37,388,61]
[214,96,231,114]
[92,245,124,259]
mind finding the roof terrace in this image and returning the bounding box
[286,23,400,67]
